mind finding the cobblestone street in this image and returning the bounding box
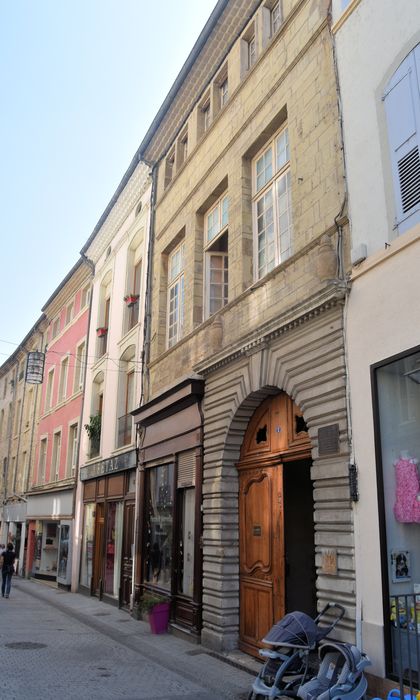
[1,579,255,700]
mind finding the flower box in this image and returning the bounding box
[96,327,108,337]
[124,294,139,307]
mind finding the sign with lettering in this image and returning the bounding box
[80,449,136,481]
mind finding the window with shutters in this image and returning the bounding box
[383,44,420,234]
[204,193,229,318]
[167,242,185,348]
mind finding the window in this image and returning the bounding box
[177,128,189,169]
[58,356,69,402]
[97,294,110,358]
[18,359,25,381]
[51,317,60,339]
[117,347,135,448]
[165,148,175,189]
[0,409,4,439]
[66,302,74,325]
[3,378,7,399]
[67,423,78,477]
[198,95,211,138]
[248,35,256,69]
[74,341,86,392]
[14,399,21,435]
[220,78,229,108]
[81,284,90,309]
[126,260,141,332]
[271,2,281,35]
[144,464,174,591]
[253,126,292,279]
[39,438,47,483]
[204,194,229,318]
[45,369,54,411]
[167,243,185,348]
[384,44,420,234]
[52,431,61,480]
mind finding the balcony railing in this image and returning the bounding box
[390,594,420,693]
[117,413,132,448]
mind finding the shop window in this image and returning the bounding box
[80,503,95,588]
[375,349,420,682]
[104,500,124,598]
[144,463,174,591]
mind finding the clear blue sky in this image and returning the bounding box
[0,0,216,364]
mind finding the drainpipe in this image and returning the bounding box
[328,2,362,651]
[132,160,157,609]
[71,253,95,593]
[139,160,157,407]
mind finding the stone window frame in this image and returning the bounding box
[203,192,229,319]
[167,241,185,349]
[51,428,62,481]
[252,124,292,280]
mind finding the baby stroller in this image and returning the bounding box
[297,641,371,700]
[249,602,345,700]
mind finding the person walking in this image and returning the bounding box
[1,543,16,598]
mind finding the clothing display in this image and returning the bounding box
[393,455,420,523]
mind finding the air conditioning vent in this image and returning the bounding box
[398,146,420,214]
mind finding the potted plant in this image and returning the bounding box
[96,326,108,337]
[84,414,101,455]
[124,294,139,307]
[137,592,171,634]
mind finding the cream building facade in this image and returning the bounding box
[73,160,151,605]
[133,0,356,655]
[333,0,420,689]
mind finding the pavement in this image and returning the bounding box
[0,577,260,700]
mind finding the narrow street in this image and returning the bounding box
[2,579,255,700]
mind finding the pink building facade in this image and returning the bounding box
[25,259,91,585]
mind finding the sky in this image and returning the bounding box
[0,0,216,365]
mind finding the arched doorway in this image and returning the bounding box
[237,392,316,656]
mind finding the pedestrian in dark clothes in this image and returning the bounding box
[1,543,16,598]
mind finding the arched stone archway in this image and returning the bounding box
[199,305,354,654]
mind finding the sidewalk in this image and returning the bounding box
[1,576,258,700]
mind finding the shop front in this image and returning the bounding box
[25,486,74,586]
[1,499,27,576]
[79,450,136,607]
[132,376,204,639]
[373,347,420,686]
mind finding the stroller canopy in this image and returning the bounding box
[262,611,328,647]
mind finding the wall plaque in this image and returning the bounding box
[318,424,340,456]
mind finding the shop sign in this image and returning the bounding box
[80,450,136,481]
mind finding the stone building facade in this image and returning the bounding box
[134,0,355,654]
[0,317,47,574]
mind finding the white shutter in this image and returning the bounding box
[384,47,420,231]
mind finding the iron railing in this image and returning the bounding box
[117,413,132,448]
[390,594,420,694]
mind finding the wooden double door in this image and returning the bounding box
[238,393,316,657]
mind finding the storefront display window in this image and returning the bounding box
[104,501,123,597]
[80,503,95,588]
[376,349,420,681]
[145,464,174,591]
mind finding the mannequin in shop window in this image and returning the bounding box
[393,451,420,523]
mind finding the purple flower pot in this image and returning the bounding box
[148,602,170,634]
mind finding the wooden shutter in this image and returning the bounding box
[384,46,420,231]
